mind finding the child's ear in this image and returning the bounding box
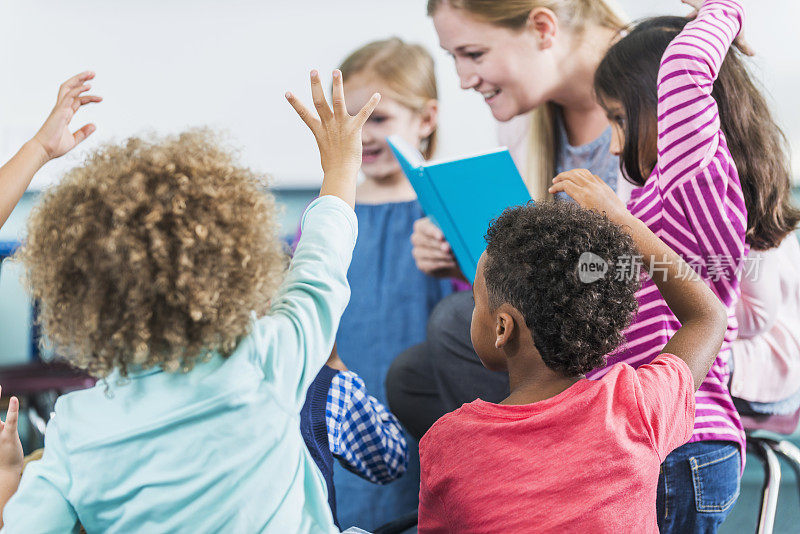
[418,99,439,139]
[527,7,559,50]
[494,310,516,349]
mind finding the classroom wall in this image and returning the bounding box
[0,0,797,191]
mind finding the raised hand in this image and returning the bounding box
[286,69,380,207]
[0,71,102,231]
[0,389,22,528]
[549,169,631,226]
[32,71,103,161]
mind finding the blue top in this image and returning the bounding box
[2,196,357,534]
[556,121,618,192]
[336,200,453,404]
[333,199,453,530]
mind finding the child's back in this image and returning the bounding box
[421,354,693,532]
[7,189,355,533]
[20,304,343,532]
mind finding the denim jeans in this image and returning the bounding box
[657,440,741,533]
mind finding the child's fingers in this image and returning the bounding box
[72,95,103,113]
[66,84,91,98]
[553,169,592,186]
[58,71,95,101]
[309,70,332,121]
[331,70,346,116]
[354,93,381,127]
[72,124,96,146]
[3,397,18,434]
[286,92,320,133]
[61,85,91,109]
[548,179,577,197]
[734,37,755,57]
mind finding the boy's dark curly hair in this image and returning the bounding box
[483,201,640,376]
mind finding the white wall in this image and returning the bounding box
[0,0,797,189]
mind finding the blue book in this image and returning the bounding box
[387,136,532,283]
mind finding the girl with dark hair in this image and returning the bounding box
[556,0,783,531]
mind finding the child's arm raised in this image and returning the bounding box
[657,0,743,189]
[247,72,379,407]
[647,0,748,322]
[0,71,101,230]
[551,169,728,390]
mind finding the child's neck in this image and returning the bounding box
[356,171,417,205]
[500,344,583,406]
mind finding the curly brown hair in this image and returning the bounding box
[18,129,288,378]
[484,201,641,376]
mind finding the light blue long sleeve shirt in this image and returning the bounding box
[2,195,357,534]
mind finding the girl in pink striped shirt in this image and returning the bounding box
[551,0,787,531]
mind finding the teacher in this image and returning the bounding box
[386,0,632,440]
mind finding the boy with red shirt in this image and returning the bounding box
[418,170,728,533]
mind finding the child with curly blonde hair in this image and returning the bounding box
[1,70,379,533]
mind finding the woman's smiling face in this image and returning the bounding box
[433,3,559,122]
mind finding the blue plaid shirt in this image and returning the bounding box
[326,371,408,484]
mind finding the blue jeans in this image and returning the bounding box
[657,441,741,533]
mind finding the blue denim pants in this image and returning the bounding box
[657,440,741,533]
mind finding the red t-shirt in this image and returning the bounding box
[418,353,695,533]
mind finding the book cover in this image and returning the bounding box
[388,136,532,283]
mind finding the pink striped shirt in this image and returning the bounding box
[587,0,748,464]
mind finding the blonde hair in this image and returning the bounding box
[427,0,629,199]
[18,130,288,379]
[339,37,439,159]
